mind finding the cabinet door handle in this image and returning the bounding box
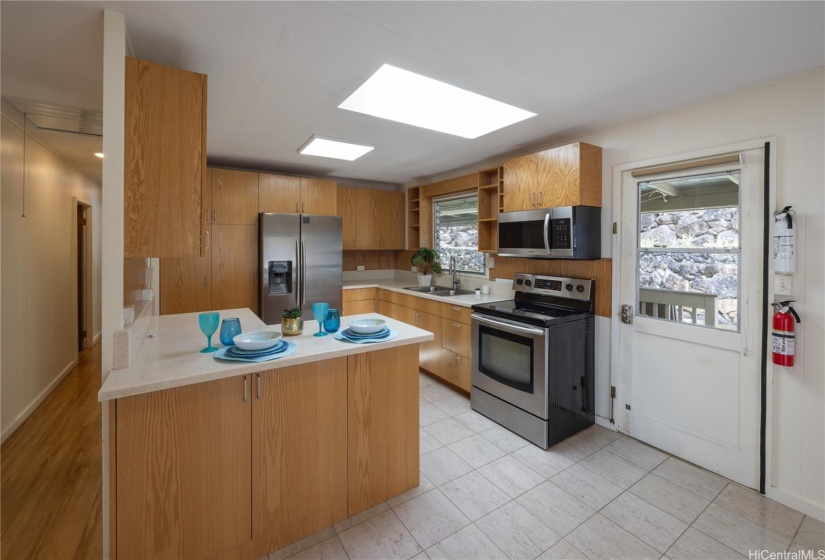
[213,209,217,222]
[451,306,461,311]
[454,354,461,363]
[204,275,208,288]
[295,201,299,213]
[204,229,210,250]
[205,209,210,222]
[256,373,262,399]
[302,202,305,213]
[452,322,462,328]
[538,191,543,206]
[243,376,248,402]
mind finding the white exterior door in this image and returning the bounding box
[617,147,764,489]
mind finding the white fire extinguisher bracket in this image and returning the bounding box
[774,206,796,274]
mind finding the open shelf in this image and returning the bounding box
[477,166,503,253]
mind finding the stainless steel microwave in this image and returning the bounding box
[497,206,601,259]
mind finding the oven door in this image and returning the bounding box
[471,313,548,419]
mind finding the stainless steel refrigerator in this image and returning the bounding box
[259,213,342,325]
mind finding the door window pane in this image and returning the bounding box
[637,171,740,331]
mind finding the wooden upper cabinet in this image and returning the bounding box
[337,188,403,250]
[259,173,301,214]
[300,178,337,215]
[116,375,251,559]
[259,174,337,216]
[210,168,259,225]
[503,142,602,212]
[376,191,405,250]
[337,187,359,250]
[124,57,207,258]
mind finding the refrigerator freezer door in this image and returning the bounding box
[300,215,343,317]
[259,213,301,324]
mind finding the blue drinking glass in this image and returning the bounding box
[220,318,242,346]
[323,309,341,333]
[198,312,220,353]
[312,302,330,337]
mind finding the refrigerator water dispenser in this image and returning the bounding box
[268,261,292,295]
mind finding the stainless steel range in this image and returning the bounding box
[470,273,595,449]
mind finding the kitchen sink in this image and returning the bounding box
[404,285,451,293]
[404,286,475,297]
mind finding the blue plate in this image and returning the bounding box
[334,329,399,344]
[215,341,297,363]
[340,327,390,340]
[225,340,285,358]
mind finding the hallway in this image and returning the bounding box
[1,343,102,559]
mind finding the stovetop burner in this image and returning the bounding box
[472,273,595,327]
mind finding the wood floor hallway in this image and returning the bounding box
[1,342,103,560]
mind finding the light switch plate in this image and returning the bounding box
[488,256,495,269]
[774,274,793,296]
[357,265,365,271]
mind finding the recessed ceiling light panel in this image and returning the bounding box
[339,64,536,139]
[298,135,374,161]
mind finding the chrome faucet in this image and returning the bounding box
[449,256,461,290]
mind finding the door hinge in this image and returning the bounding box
[625,404,631,410]
[612,222,618,234]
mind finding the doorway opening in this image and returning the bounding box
[76,201,92,351]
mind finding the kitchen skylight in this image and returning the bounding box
[339,64,536,139]
[298,135,374,161]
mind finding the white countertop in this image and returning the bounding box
[343,279,512,307]
[99,308,433,401]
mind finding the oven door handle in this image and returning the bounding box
[471,313,546,336]
[543,211,552,255]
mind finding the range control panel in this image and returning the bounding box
[513,273,593,302]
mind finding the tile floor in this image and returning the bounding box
[264,373,825,560]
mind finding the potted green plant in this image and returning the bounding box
[411,247,442,286]
[281,307,304,336]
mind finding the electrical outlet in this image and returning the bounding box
[356,265,365,271]
[411,266,418,273]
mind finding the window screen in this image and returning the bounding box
[434,195,485,274]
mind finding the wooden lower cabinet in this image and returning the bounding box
[441,349,471,392]
[442,318,472,358]
[113,351,420,559]
[348,346,419,516]
[414,311,442,376]
[116,376,252,560]
[376,299,399,319]
[252,361,348,555]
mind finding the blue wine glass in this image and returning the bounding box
[198,312,220,352]
[312,303,330,337]
[323,309,341,333]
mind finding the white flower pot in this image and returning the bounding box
[418,274,432,286]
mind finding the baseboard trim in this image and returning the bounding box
[93,331,102,344]
[767,486,825,522]
[1,359,78,444]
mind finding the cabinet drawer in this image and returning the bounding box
[378,288,399,304]
[441,303,472,325]
[442,318,472,358]
[343,288,377,302]
[408,295,442,316]
[343,299,375,316]
[440,349,471,392]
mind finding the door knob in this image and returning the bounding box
[621,304,633,324]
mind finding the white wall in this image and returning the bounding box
[0,104,103,441]
[100,10,126,558]
[577,70,823,519]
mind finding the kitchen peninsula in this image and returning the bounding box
[99,308,432,560]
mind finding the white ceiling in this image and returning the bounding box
[3,2,823,186]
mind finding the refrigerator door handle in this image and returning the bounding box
[301,240,307,305]
[295,239,301,307]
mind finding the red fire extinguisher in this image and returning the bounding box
[772,301,801,367]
